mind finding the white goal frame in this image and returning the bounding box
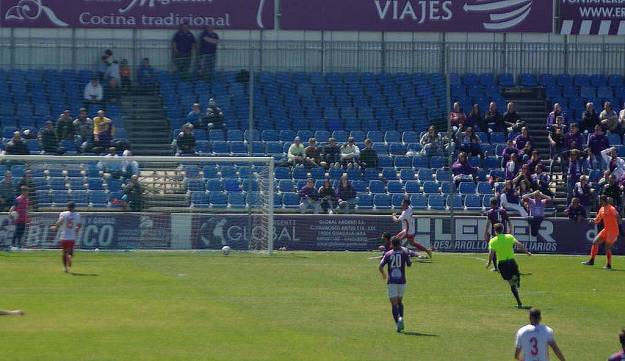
[0,154,275,254]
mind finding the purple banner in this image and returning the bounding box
[560,1,625,35]
[0,0,273,29]
[281,0,553,32]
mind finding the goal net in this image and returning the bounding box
[0,154,275,253]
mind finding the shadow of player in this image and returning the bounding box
[402,331,439,337]
[70,272,99,277]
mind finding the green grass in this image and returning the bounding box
[0,251,623,361]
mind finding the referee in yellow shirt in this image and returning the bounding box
[486,223,532,308]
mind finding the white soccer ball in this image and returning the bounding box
[221,246,231,255]
[94,248,100,252]
[8,211,17,220]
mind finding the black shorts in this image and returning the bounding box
[498,259,520,281]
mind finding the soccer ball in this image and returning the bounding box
[221,246,231,255]
[8,211,17,220]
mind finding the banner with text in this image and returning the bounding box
[560,0,625,35]
[281,0,553,32]
[0,0,274,29]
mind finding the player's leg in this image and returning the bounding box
[583,235,605,265]
[501,260,523,307]
[12,223,24,248]
[0,309,24,316]
[605,241,614,269]
[405,234,432,258]
[396,294,405,332]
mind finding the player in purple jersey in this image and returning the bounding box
[377,232,418,257]
[608,329,625,361]
[379,237,412,333]
[484,197,512,272]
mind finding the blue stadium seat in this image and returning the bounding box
[36,190,51,206]
[404,180,421,193]
[367,131,384,143]
[440,181,452,193]
[282,192,301,209]
[384,131,401,143]
[209,191,227,208]
[387,180,404,193]
[351,180,368,193]
[274,167,291,179]
[357,193,373,209]
[447,194,464,209]
[279,179,295,193]
[417,168,434,181]
[378,155,393,168]
[186,179,205,192]
[410,194,428,210]
[382,168,398,180]
[90,191,109,207]
[458,181,476,194]
[51,191,69,206]
[428,194,446,210]
[228,193,247,208]
[71,191,89,206]
[49,178,67,191]
[477,181,494,194]
[392,193,407,208]
[422,181,439,194]
[430,156,447,168]
[262,130,279,141]
[205,179,223,192]
[465,194,483,210]
[292,167,308,180]
[369,180,386,193]
[399,169,416,181]
[412,156,429,169]
[373,194,391,210]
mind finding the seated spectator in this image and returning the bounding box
[601,174,623,212]
[519,141,534,162]
[598,170,612,189]
[513,164,533,188]
[451,152,477,186]
[204,98,225,130]
[580,102,599,134]
[531,164,552,196]
[119,59,131,93]
[0,171,15,212]
[485,101,505,133]
[505,153,521,180]
[420,125,444,157]
[186,103,203,129]
[456,126,483,158]
[93,110,114,152]
[565,149,585,191]
[322,137,341,168]
[137,58,156,88]
[340,137,360,168]
[522,190,551,239]
[287,137,306,166]
[173,123,196,156]
[466,104,488,132]
[514,127,530,151]
[318,178,337,214]
[56,110,75,141]
[449,101,466,129]
[304,138,322,167]
[83,77,103,110]
[73,108,94,153]
[526,151,541,175]
[546,103,567,128]
[38,121,61,155]
[565,197,587,223]
[573,175,593,209]
[503,102,525,134]
[121,150,140,177]
[336,174,356,213]
[98,147,125,178]
[122,175,142,212]
[586,124,610,169]
[602,147,625,182]
[501,139,518,163]
[499,179,527,216]
[600,101,618,133]
[359,139,378,169]
[565,123,584,151]
[298,178,321,214]
[619,101,625,139]
[4,132,29,155]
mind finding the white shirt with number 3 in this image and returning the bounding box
[515,324,554,361]
[58,211,81,241]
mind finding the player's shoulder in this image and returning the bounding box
[516,324,534,335]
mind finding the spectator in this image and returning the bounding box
[137,58,156,88]
[173,123,196,156]
[522,190,551,239]
[456,126,483,158]
[619,101,625,140]
[359,139,378,169]
[322,137,341,168]
[466,104,488,132]
[485,101,505,133]
[564,123,584,151]
[121,150,140,178]
[119,59,131,94]
[56,110,75,141]
[104,59,121,102]
[580,102,599,134]
[449,101,466,129]
[83,78,103,109]
[513,164,533,189]
[503,102,524,134]
[172,23,196,79]
[531,164,552,196]
[586,124,610,169]
[548,123,565,159]
[602,174,623,212]
[298,178,321,214]
[572,175,593,209]
[565,197,587,222]
[514,127,530,151]
[97,49,113,80]
[198,26,219,81]
[501,139,518,163]
[340,137,360,167]
[546,103,566,127]
[526,151,541,175]
[565,149,585,192]
[600,101,618,133]
[122,175,142,212]
[38,121,61,155]
[499,180,528,216]
[505,152,521,180]
[73,108,94,153]
[287,137,306,166]
[318,178,337,214]
[304,138,322,167]
[336,175,357,213]
[4,132,29,155]
[93,110,114,152]
[451,152,477,186]
[204,98,225,130]
[0,171,15,212]
[98,147,125,178]
[420,125,444,157]
[186,103,203,129]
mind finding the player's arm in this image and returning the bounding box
[513,240,532,256]
[486,249,495,268]
[592,209,603,224]
[378,257,388,280]
[514,346,522,360]
[51,213,64,230]
[548,340,566,361]
[483,220,491,241]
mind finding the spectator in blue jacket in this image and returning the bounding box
[186,103,203,128]
[299,178,321,214]
[137,58,156,88]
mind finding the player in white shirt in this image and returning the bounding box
[392,198,432,258]
[515,308,566,361]
[51,202,82,273]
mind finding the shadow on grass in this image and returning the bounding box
[520,272,533,276]
[70,272,99,277]
[402,331,439,337]
[517,305,533,310]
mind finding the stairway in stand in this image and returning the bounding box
[121,88,173,156]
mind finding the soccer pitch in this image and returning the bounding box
[1,251,623,361]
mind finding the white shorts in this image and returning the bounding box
[387,284,406,298]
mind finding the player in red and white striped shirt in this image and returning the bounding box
[392,198,432,258]
[51,202,82,273]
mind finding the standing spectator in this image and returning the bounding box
[420,125,444,157]
[546,103,566,127]
[359,139,378,169]
[73,108,94,153]
[287,137,306,166]
[451,152,477,186]
[586,124,610,169]
[97,49,113,80]
[56,110,75,141]
[298,178,321,214]
[38,121,61,155]
[336,175,357,213]
[9,186,29,249]
[0,171,15,212]
[602,174,623,212]
[4,132,29,155]
[83,78,103,110]
[93,110,114,152]
[505,153,521,180]
[465,104,487,132]
[531,164,552,196]
[485,101,505,133]
[171,23,196,79]
[602,147,625,181]
[503,102,524,134]
[573,175,593,209]
[564,123,584,151]
[137,58,156,88]
[121,150,140,178]
[501,139,518,163]
[104,60,121,103]
[565,149,585,192]
[499,180,528,216]
[340,137,360,167]
[580,102,599,134]
[122,175,143,212]
[198,26,219,81]
[600,101,619,133]
[456,126,483,158]
[173,123,196,156]
[186,103,203,129]
[522,190,551,239]
[304,138,322,167]
[526,151,541,174]
[449,102,466,129]
[204,98,225,130]
[119,59,131,94]
[322,138,341,168]
[565,197,587,222]
[514,127,530,151]
[548,123,566,159]
[318,179,337,214]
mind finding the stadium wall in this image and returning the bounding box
[4,213,621,255]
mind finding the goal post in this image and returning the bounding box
[0,154,275,254]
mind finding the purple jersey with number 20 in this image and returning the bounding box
[380,249,412,284]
